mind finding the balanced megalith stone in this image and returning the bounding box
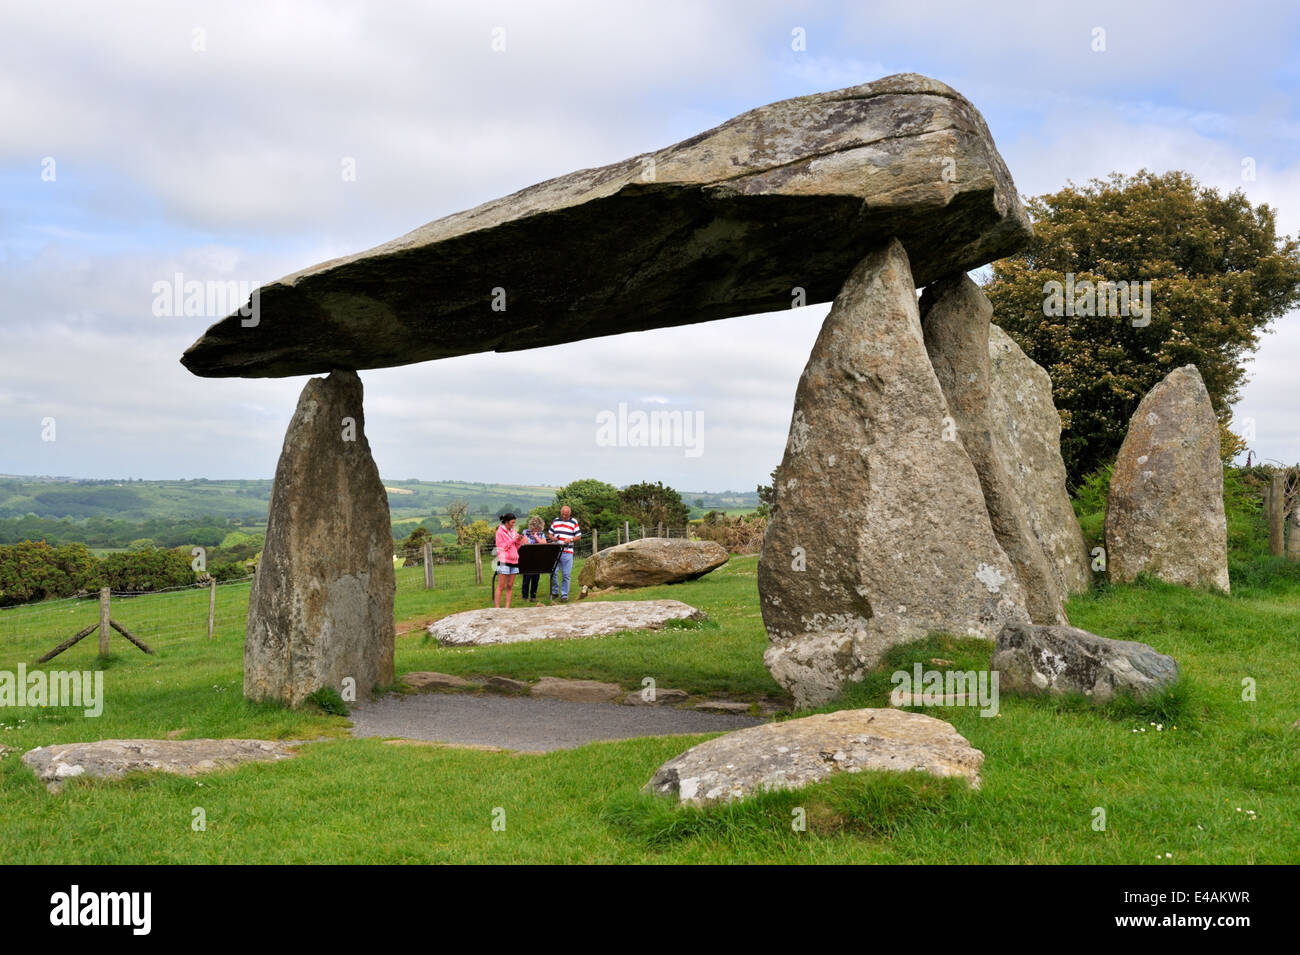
[181,73,1031,378]
[758,240,1029,709]
[244,369,395,705]
[1105,365,1230,592]
[578,539,727,589]
[644,708,984,806]
[921,274,1067,625]
[992,622,1179,703]
[988,325,1093,596]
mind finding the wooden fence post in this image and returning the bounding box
[593,528,598,554]
[423,541,434,589]
[207,578,216,640]
[640,525,645,540]
[657,522,664,538]
[98,587,111,655]
[474,543,482,584]
[1289,500,1300,561]
[1268,472,1286,557]
[624,521,630,543]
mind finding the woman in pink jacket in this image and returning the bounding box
[493,513,525,608]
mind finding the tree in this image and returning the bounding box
[399,526,433,566]
[985,170,1300,483]
[463,519,496,549]
[619,481,689,529]
[755,467,778,518]
[446,499,470,544]
[533,479,630,535]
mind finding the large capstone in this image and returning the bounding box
[244,369,396,705]
[921,273,1067,625]
[987,324,1093,597]
[181,73,1031,378]
[1105,364,1230,592]
[758,239,1029,709]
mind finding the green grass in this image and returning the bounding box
[2,543,1298,863]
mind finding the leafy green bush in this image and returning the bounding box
[100,547,195,592]
[0,540,102,606]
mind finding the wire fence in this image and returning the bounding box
[2,525,696,655]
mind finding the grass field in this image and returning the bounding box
[1,541,1298,863]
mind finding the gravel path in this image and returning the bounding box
[348,693,765,752]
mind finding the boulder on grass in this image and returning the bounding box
[578,540,727,589]
[429,599,706,645]
[645,708,983,806]
[23,739,296,792]
[992,622,1179,703]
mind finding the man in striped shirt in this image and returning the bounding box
[549,506,581,602]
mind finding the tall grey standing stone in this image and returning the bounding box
[244,369,395,705]
[758,240,1029,709]
[921,274,1066,625]
[1105,364,1230,592]
[987,325,1092,596]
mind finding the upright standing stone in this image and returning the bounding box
[244,369,395,705]
[759,240,1028,709]
[1105,364,1229,592]
[921,274,1066,625]
[987,324,1093,596]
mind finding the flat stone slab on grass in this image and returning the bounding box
[23,739,297,792]
[403,671,476,691]
[531,677,623,703]
[645,708,983,806]
[348,693,764,752]
[428,599,706,646]
[992,622,1180,703]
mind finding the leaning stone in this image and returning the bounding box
[577,540,727,590]
[403,671,475,691]
[622,688,690,706]
[429,599,706,646]
[758,239,1029,709]
[530,677,624,703]
[22,739,296,792]
[645,709,983,806]
[1105,365,1230,592]
[181,73,1031,379]
[243,370,395,706]
[922,273,1067,624]
[992,622,1179,703]
[988,324,1093,596]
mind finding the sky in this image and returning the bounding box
[2,0,1298,491]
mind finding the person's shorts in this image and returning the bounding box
[497,562,520,575]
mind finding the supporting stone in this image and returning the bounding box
[244,369,395,705]
[759,239,1028,710]
[921,273,1067,624]
[987,325,1093,596]
[1105,365,1229,592]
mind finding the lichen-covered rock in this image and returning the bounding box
[644,708,983,805]
[992,622,1179,703]
[988,325,1093,596]
[1105,365,1229,592]
[759,240,1028,709]
[577,540,726,589]
[922,274,1067,625]
[244,369,395,705]
[181,73,1031,379]
[430,599,706,646]
[23,739,296,792]
[530,678,624,703]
